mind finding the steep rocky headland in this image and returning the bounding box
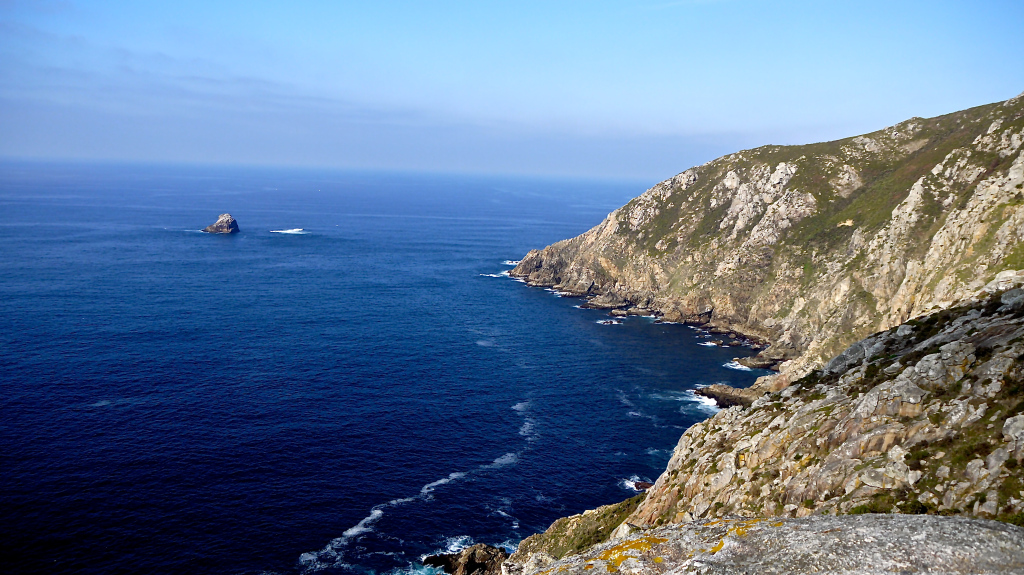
[512,92,1024,384]
[484,94,1024,574]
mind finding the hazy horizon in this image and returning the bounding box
[2,0,1023,180]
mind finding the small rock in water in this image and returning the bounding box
[633,481,654,490]
[203,213,240,234]
[424,543,508,575]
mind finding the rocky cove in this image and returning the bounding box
[426,94,1024,574]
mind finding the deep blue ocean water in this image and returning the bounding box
[0,163,766,575]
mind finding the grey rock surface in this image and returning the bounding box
[510,515,1024,575]
[202,213,239,234]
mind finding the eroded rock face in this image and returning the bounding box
[203,213,239,234]
[509,294,1024,571]
[507,515,1024,575]
[618,293,1024,530]
[511,91,1024,383]
[424,544,508,575]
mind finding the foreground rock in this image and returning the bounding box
[511,91,1024,383]
[424,544,508,575]
[202,213,239,234]
[504,515,1024,575]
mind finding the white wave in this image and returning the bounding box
[270,228,308,234]
[341,508,384,539]
[486,452,519,468]
[502,260,521,266]
[498,539,519,553]
[699,341,718,347]
[518,418,539,442]
[619,474,653,492]
[394,564,447,575]
[512,401,530,412]
[421,472,467,496]
[645,447,670,456]
[301,469,471,570]
[479,270,511,278]
[476,339,496,347]
[89,400,112,407]
[627,411,643,417]
[723,361,752,371]
[442,535,475,554]
[596,319,622,325]
[682,388,721,414]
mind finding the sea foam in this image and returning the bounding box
[723,361,753,371]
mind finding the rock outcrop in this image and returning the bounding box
[504,515,1024,575]
[202,213,239,234]
[512,91,1024,385]
[505,290,1024,574]
[425,544,509,575]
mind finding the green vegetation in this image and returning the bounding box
[513,494,647,561]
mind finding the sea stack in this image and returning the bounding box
[203,213,239,234]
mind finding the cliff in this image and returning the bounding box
[503,289,1024,574]
[512,92,1024,383]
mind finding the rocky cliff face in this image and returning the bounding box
[512,92,1024,382]
[203,213,239,234]
[503,290,1024,574]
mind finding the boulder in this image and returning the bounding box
[424,544,508,575]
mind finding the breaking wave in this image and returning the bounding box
[723,361,752,371]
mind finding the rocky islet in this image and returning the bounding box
[202,213,240,234]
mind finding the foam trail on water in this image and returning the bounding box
[723,361,752,371]
[698,341,718,347]
[479,271,510,278]
[421,472,467,497]
[270,228,308,234]
[300,470,470,571]
[485,452,519,468]
[502,260,521,266]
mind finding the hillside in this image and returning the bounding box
[512,92,1024,383]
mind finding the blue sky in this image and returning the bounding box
[2,0,1023,179]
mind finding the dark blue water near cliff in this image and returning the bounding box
[0,163,765,575]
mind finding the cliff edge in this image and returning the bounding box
[512,92,1024,385]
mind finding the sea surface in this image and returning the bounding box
[0,162,767,575]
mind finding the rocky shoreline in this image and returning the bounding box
[423,289,1024,575]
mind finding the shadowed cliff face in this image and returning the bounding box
[513,92,1024,382]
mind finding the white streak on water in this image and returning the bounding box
[723,361,752,371]
[270,228,309,234]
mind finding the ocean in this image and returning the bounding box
[0,162,766,574]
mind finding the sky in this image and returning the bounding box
[1,0,1023,180]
